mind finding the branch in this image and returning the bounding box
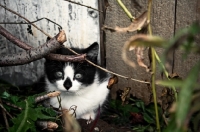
[0,25,86,65]
[0,4,52,39]
[0,25,32,50]
[64,0,103,13]
[0,17,63,31]
[0,30,66,66]
[65,46,150,84]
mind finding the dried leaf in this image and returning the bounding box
[37,121,58,131]
[160,87,175,110]
[107,75,118,89]
[168,73,181,79]
[130,112,144,124]
[122,34,165,71]
[121,87,131,105]
[62,110,81,132]
[102,11,148,33]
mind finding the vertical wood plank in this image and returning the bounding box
[173,0,200,80]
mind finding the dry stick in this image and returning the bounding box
[0,4,52,39]
[0,99,9,130]
[0,17,63,31]
[0,30,66,66]
[2,109,9,130]
[0,25,32,50]
[2,100,22,111]
[0,3,149,84]
[0,103,13,119]
[0,25,86,64]
[64,0,103,13]
[66,47,150,84]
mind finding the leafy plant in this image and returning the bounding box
[0,88,58,132]
[103,96,165,131]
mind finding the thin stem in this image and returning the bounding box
[154,52,178,101]
[64,0,103,13]
[154,52,168,78]
[147,0,152,35]
[0,4,52,39]
[148,0,161,131]
[116,0,135,21]
[151,48,160,132]
[65,46,150,84]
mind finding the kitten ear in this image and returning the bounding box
[85,42,99,61]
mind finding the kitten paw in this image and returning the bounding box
[81,112,95,124]
[86,117,93,124]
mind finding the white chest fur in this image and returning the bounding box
[45,75,110,120]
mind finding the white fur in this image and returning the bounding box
[55,64,81,92]
[45,64,110,120]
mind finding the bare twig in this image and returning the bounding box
[0,17,63,30]
[46,53,86,62]
[36,121,58,131]
[0,25,86,64]
[0,30,66,66]
[65,46,150,84]
[0,103,13,119]
[0,99,9,130]
[0,4,52,38]
[35,91,61,103]
[0,25,32,50]
[64,0,103,13]
[2,100,22,111]
[2,108,9,130]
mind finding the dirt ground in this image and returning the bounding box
[78,119,135,132]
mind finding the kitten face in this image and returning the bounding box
[45,42,98,92]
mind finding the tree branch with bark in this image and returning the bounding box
[0,25,86,67]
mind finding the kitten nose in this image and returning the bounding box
[63,77,72,90]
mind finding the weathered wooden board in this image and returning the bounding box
[104,0,151,103]
[0,0,100,86]
[173,0,200,81]
[104,0,200,103]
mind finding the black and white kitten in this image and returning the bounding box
[44,42,110,121]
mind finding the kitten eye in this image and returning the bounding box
[75,73,82,79]
[55,71,63,79]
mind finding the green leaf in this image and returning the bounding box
[135,101,145,112]
[176,62,200,128]
[9,100,30,132]
[156,80,183,87]
[35,107,56,120]
[0,91,10,99]
[143,112,154,124]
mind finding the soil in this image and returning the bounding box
[78,119,135,132]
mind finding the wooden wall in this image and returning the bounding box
[104,0,200,103]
